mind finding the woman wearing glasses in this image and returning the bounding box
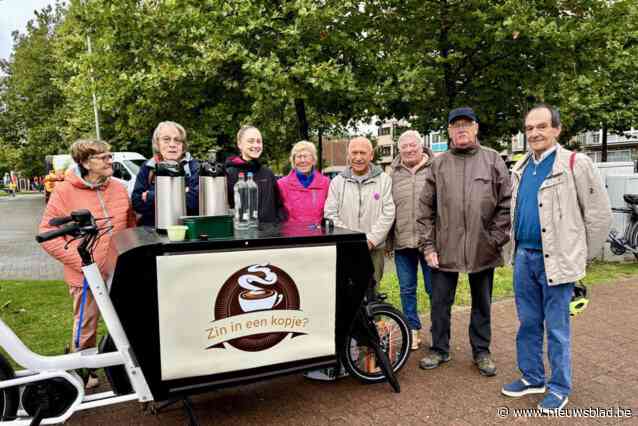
[132,121,200,226]
[277,141,330,225]
[39,139,136,389]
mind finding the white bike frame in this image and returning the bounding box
[0,263,154,425]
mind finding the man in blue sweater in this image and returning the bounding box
[502,104,611,413]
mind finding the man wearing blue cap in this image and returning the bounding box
[417,107,512,376]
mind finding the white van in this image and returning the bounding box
[46,152,146,195]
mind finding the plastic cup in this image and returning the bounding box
[166,225,188,241]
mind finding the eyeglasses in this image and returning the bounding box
[295,153,313,160]
[449,121,475,130]
[524,123,551,133]
[159,136,184,144]
[90,153,113,162]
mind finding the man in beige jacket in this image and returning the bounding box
[502,103,611,413]
[305,136,394,382]
[324,136,395,285]
[388,130,434,351]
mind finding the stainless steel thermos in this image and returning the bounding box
[155,160,187,232]
[199,149,228,216]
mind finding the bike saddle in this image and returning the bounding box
[623,194,638,205]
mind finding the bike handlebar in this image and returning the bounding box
[49,215,74,226]
[35,223,80,243]
[35,209,98,244]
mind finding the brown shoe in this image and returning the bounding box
[419,351,450,370]
[474,354,497,377]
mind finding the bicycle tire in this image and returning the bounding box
[628,221,638,249]
[341,304,410,384]
[0,353,19,420]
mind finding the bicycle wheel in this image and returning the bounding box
[342,304,410,384]
[0,354,19,420]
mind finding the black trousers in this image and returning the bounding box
[430,268,494,358]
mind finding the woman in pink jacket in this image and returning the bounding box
[39,139,135,389]
[277,141,330,225]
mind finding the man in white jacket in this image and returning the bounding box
[324,137,395,284]
[305,137,394,382]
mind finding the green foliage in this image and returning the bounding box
[2,0,638,173]
[0,4,67,177]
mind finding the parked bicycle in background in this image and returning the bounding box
[608,194,638,260]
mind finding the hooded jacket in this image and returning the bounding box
[388,147,434,250]
[417,144,512,273]
[132,153,200,227]
[510,145,611,285]
[323,164,395,248]
[39,166,136,287]
[225,156,283,223]
[277,169,330,225]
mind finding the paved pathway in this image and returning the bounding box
[67,278,638,425]
[0,193,63,280]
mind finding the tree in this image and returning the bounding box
[0,3,67,177]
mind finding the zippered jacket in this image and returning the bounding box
[323,164,395,248]
[388,147,434,250]
[277,169,330,225]
[39,167,136,287]
[510,146,611,285]
[225,156,284,223]
[417,144,512,273]
[132,153,200,226]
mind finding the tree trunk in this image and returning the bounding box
[601,123,608,162]
[439,0,455,109]
[294,98,310,141]
[318,127,324,171]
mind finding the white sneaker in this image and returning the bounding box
[303,366,348,381]
[411,329,421,351]
[85,373,100,389]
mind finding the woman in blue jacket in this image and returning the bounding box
[132,121,199,226]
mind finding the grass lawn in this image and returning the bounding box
[0,261,636,365]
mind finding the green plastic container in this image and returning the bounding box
[180,215,234,240]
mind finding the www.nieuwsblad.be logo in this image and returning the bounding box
[205,264,310,352]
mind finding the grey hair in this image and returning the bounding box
[152,121,188,155]
[397,130,424,148]
[526,103,561,128]
[289,141,317,166]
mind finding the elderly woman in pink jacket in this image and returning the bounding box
[277,141,330,225]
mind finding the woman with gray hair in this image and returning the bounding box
[277,141,330,224]
[132,121,200,226]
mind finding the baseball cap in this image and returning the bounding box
[448,107,478,124]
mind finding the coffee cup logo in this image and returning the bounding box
[211,263,301,352]
[238,289,283,312]
[236,265,283,313]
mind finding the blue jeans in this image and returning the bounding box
[394,248,432,330]
[514,247,574,397]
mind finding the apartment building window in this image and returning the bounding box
[379,145,392,157]
[378,127,391,136]
[587,150,631,162]
[608,150,632,162]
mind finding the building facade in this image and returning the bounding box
[576,129,638,162]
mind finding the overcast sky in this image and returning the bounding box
[0,0,56,61]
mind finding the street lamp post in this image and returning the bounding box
[82,0,101,140]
